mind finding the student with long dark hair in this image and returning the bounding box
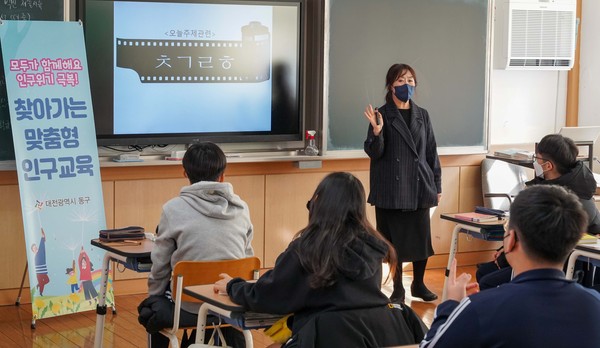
[214,172,426,347]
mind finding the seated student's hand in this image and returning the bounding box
[214,273,233,294]
[446,258,474,302]
[466,282,480,296]
[493,249,503,260]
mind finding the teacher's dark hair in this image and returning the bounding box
[296,172,397,288]
[385,63,417,105]
[508,185,586,264]
[183,142,226,184]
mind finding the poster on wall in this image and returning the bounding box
[0,0,66,161]
[0,20,113,321]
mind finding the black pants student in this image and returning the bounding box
[138,295,245,348]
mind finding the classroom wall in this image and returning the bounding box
[1,0,599,305]
[488,0,569,146]
[488,69,568,145]
[578,0,600,126]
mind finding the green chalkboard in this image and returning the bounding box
[0,0,65,160]
[326,0,489,151]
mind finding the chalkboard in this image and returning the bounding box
[326,0,489,151]
[0,0,65,161]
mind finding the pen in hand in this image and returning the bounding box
[374,108,380,125]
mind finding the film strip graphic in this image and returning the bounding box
[116,22,270,83]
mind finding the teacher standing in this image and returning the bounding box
[363,63,441,303]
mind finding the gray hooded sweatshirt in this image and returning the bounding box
[148,181,254,312]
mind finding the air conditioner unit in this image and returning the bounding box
[494,0,576,70]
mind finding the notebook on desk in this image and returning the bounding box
[454,212,500,223]
[493,148,533,161]
[579,234,599,245]
[475,206,508,218]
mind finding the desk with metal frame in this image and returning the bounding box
[440,213,507,301]
[183,284,283,348]
[91,238,154,348]
[565,240,600,280]
[485,154,534,169]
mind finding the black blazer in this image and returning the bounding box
[364,101,441,210]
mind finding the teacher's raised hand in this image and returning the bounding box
[364,104,383,136]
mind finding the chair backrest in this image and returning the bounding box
[172,257,261,303]
[481,158,529,211]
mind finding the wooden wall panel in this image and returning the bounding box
[264,172,327,267]
[263,170,380,267]
[102,181,114,229]
[0,185,26,288]
[113,178,187,232]
[225,175,265,264]
[431,167,460,255]
[113,178,186,280]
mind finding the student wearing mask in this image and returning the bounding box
[421,185,600,347]
[476,133,600,289]
[529,134,600,234]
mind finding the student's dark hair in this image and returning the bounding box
[536,134,578,175]
[295,172,397,288]
[509,185,586,264]
[182,142,226,184]
[385,63,417,105]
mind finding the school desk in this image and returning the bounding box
[90,238,154,348]
[440,213,507,301]
[565,239,600,280]
[183,283,282,348]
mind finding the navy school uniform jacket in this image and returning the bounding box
[421,269,600,348]
[364,101,441,210]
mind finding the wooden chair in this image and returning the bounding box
[159,257,261,348]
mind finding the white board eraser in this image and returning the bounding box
[113,154,143,162]
[171,150,187,159]
[118,153,140,161]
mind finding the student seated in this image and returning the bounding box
[421,185,600,347]
[214,172,427,347]
[477,133,600,289]
[138,142,254,348]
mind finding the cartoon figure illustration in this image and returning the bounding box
[78,247,98,300]
[32,228,50,296]
[66,260,79,293]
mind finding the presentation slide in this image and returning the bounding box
[113,1,273,134]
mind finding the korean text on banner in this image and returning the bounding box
[0,20,113,320]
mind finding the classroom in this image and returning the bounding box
[0,0,599,347]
